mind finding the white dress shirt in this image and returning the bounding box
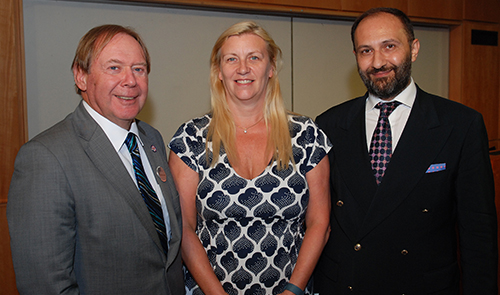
[365,78,417,152]
[83,101,172,243]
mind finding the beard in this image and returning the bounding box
[359,54,412,99]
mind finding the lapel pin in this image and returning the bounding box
[151,145,157,152]
[156,166,167,182]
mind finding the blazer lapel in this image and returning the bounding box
[73,103,166,259]
[332,96,378,240]
[357,87,454,240]
[337,101,379,210]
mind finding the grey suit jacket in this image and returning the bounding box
[7,102,184,295]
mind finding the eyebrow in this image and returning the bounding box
[104,59,147,67]
[104,59,123,65]
[222,50,264,56]
[381,39,400,44]
[356,38,401,50]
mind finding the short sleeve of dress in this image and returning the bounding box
[168,115,211,174]
[290,116,332,174]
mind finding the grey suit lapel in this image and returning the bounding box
[72,103,166,260]
[357,88,453,240]
[137,123,181,268]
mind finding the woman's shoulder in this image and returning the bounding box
[172,114,211,138]
[288,114,331,147]
[288,114,317,127]
[185,113,212,129]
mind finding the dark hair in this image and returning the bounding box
[351,7,415,51]
[71,24,150,94]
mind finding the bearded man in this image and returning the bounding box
[314,7,497,294]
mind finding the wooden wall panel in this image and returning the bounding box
[408,0,462,20]
[122,0,352,18]
[121,0,465,24]
[1,0,25,293]
[118,0,498,24]
[450,21,500,143]
[340,0,406,13]
[463,22,499,142]
[463,0,500,23]
[449,25,463,105]
[0,204,18,295]
[1,0,26,203]
[260,0,341,10]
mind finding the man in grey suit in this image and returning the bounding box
[7,25,184,294]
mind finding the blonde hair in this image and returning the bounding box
[208,21,293,170]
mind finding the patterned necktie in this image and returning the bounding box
[369,101,401,185]
[125,133,168,254]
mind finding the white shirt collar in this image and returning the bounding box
[82,101,143,152]
[366,77,417,111]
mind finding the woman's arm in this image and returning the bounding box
[283,156,331,294]
[168,151,228,295]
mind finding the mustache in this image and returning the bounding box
[367,65,396,75]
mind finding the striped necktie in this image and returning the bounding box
[125,133,168,254]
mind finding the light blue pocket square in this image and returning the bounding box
[426,163,446,173]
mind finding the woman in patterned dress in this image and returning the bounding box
[168,21,331,295]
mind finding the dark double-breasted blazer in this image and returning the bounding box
[7,101,184,295]
[314,86,497,294]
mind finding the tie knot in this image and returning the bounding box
[376,101,401,118]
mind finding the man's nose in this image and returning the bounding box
[121,68,137,86]
[372,50,387,69]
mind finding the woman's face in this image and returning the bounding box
[218,33,274,105]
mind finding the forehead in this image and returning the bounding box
[95,33,145,63]
[354,13,408,47]
[222,33,268,54]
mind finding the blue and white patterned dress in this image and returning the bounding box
[168,114,332,295]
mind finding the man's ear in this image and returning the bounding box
[411,39,420,63]
[73,66,88,92]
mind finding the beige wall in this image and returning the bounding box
[292,18,449,117]
[24,0,448,144]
